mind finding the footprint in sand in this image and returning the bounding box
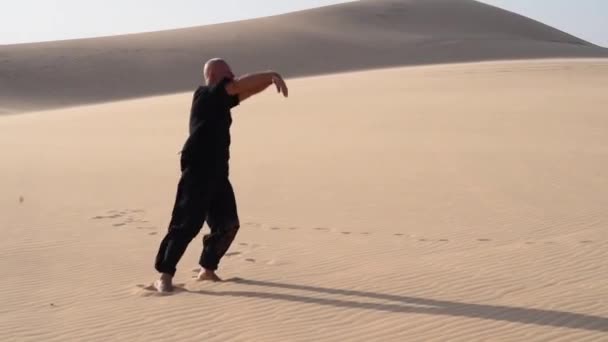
[92,214,121,220]
[245,258,256,263]
[341,231,351,235]
[136,283,186,296]
[394,233,404,236]
[477,238,491,242]
[93,209,147,223]
[580,240,593,244]
[419,238,429,242]
[94,209,158,236]
[288,227,298,230]
[314,227,329,232]
[225,252,242,257]
[270,227,281,231]
[360,232,370,235]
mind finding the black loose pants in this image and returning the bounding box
[155,164,240,276]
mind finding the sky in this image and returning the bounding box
[479,0,607,47]
[0,0,606,47]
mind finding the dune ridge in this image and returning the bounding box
[1,0,607,114]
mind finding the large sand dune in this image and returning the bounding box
[1,59,607,341]
[1,0,607,113]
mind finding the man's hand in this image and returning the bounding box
[272,73,288,98]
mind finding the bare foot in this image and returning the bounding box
[197,269,223,282]
[154,273,174,293]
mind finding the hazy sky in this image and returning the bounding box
[479,0,607,47]
[1,0,606,47]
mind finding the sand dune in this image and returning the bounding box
[1,59,607,341]
[1,0,607,113]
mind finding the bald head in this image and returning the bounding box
[203,58,235,85]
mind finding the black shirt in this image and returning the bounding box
[180,77,240,173]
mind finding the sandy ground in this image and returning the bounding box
[1,59,607,341]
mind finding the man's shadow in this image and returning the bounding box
[186,278,607,332]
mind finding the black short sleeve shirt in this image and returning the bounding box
[180,77,240,169]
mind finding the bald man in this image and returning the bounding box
[154,58,288,292]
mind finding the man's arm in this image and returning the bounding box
[226,71,288,102]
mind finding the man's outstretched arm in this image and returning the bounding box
[226,71,288,102]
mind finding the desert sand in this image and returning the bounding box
[1,0,608,341]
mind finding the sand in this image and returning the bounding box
[1,59,608,341]
[2,0,608,340]
[2,0,608,114]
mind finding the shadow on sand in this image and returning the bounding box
[184,278,607,332]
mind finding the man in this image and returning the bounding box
[154,58,288,292]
